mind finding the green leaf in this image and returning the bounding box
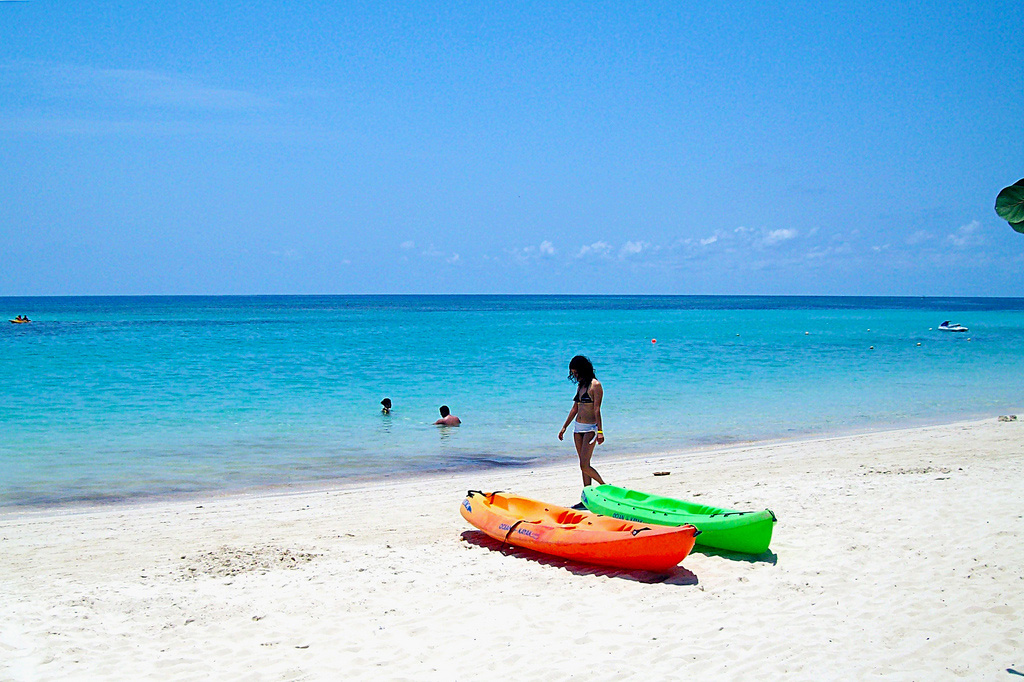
[995,178,1024,224]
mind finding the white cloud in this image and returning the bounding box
[905,230,932,246]
[670,225,802,259]
[507,241,557,263]
[576,241,612,258]
[619,240,649,257]
[946,220,983,248]
[400,240,415,250]
[763,228,797,245]
[419,246,461,264]
[16,62,271,112]
[805,245,840,260]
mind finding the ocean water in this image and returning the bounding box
[2,295,1022,507]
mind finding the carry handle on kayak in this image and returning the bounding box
[500,519,527,550]
[467,490,505,500]
[630,525,701,537]
[498,518,541,551]
[709,509,777,523]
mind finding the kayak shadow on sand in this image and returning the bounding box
[690,546,778,565]
[459,530,699,586]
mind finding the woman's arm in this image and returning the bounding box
[558,403,578,440]
[591,380,604,444]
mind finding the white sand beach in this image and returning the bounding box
[1,416,1022,680]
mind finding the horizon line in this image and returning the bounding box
[3,293,1023,300]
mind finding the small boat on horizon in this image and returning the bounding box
[9,316,30,324]
[938,320,968,332]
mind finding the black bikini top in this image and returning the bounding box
[574,386,594,404]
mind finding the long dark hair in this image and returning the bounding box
[568,355,595,387]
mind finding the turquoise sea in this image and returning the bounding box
[2,295,1022,507]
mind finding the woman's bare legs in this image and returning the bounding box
[573,431,605,487]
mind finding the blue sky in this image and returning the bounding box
[1,1,1021,296]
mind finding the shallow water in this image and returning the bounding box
[2,295,1022,506]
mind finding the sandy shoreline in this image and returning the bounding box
[2,416,1022,680]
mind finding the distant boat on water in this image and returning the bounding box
[938,320,968,332]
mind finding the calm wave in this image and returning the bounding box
[2,295,1022,507]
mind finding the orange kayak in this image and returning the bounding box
[460,490,699,572]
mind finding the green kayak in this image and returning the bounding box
[581,484,776,554]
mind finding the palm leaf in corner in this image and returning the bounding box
[995,178,1024,234]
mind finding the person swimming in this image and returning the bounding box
[434,404,461,426]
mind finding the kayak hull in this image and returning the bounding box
[460,491,698,572]
[582,484,775,554]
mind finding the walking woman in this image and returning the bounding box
[558,355,606,488]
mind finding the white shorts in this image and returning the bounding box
[574,422,598,434]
